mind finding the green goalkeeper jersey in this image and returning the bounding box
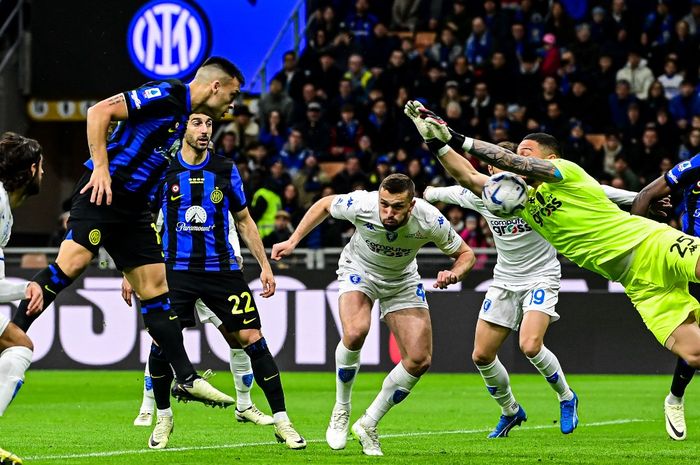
[518,158,667,281]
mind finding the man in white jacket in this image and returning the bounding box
[0,132,46,465]
[616,49,654,100]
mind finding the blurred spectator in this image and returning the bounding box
[482,52,512,102]
[308,5,339,43]
[405,158,428,195]
[590,6,615,43]
[465,17,493,69]
[564,79,599,131]
[483,0,510,42]
[414,64,446,108]
[632,127,668,182]
[678,128,700,161]
[296,101,331,157]
[665,19,699,76]
[332,155,369,193]
[657,59,683,99]
[281,183,304,226]
[251,179,283,239]
[331,104,364,158]
[427,28,463,70]
[487,103,511,141]
[290,83,320,126]
[391,0,421,31]
[293,154,327,207]
[259,110,287,154]
[541,102,569,142]
[223,105,259,150]
[312,52,343,101]
[613,154,642,190]
[616,49,654,100]
[365,22,400,69]
[343,53,374,98]
[641,0,674,47]
[368,155,392,189]
[443,0,471,42]
[216,131,239,161]
[343,0,378,52]
[448,55,475,98]
[365,98,396,153]
[609,80,639,128]
[514,50,541,108]
[545,1,575,45]
[536,76,563,120]
[468,82,493,137]
[563,121,600,176]
[570,23,599,74]
[539,33,561,78]
[621,102,645,146]
[683,0,700,36]
[602,132,625,177]
[668,80,700,129]
[272,51,309,101]
[591,54,617,98]
[376,49,414,102]
[258,77,294,125]
[278,128,311,176]
[353,134,376,172]
[262,210,295,248]
[644,81,668,120]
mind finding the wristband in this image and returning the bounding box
[447,129,474,152]
[426,138,447,155]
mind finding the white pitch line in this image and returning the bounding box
[25,418,648,461]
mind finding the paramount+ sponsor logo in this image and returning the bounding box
[490,218,533,236]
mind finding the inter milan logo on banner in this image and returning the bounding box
[127,0,211,79]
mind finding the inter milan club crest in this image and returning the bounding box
[385,231,398,242]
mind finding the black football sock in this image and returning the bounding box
[149,343,174,410]
[140,293,197,383]
[12,263,73,331]
[670,357,696,398]
[244,337,286,414]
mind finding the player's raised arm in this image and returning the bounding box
[82,93,129,205]
[405,101,562,183]
[270,194,336,260]
[631,175,672,217]
[233,207,276,298]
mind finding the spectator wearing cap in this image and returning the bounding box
[465,17,493,69]
[330,104,364,158]
[332,155,369,194]
[608,80,639,128]
[538,33,560,78]
[262,209,295,248]
[569,23,600,74]
[258,78,294,129]
[616,49,654,100]
[590,5,615,42]
[668,80,700,129]
[427,28,464,70]
[278,128,311,176]
[295,101,331,158]
[223,104,259,150]
[365,98,396,154]
[642,0,674,47]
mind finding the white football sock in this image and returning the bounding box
[666,393,684,405]
[528,346,574,402]
[273,411,290,423]
[156,407,173,418]
[364,362,419,427]
[334,341,361,411]
[230,348,253,411]
[0,346,32,416]
[139,359,155,413]
[476,357,519,416]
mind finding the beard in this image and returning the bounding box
[23,172,41,197]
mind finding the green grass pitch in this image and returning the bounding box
[2,371,699,464]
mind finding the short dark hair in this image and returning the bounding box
[201,56,245,86]
[0,132,43,193]
[379,173,415,199]
[522,133,562,157]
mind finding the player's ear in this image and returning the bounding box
[212,80,221,93]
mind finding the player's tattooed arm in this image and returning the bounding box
[106,94,125,106]
[468,140,563,183]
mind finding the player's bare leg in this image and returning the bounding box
[327,291,373,450]
[215,326,273,426]
[520,311,577,434]
[352,308,431,456]
[232,328,304,449]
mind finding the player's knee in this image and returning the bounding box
[343,326,369,349]
[682,353,700,369]
[403,353,431,376]
[472,348,496,366]
[519,337,543,358]
[1,324,33,352]
[56,256,89,278]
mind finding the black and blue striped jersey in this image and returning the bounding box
[665,153,700,236]
[84,79,190,197]
[159,151,247,271]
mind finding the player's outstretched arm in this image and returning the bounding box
[234,207,276,298]
[270,195,335,261]
[631,175,672,217]
[405,101,562,183]
[434,241,476,289]
[83,94,129,206]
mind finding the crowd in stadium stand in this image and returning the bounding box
[214,0,700,250]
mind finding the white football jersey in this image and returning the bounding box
[330,190,463,280]
[0,182,29,301]
[425,185,560,287]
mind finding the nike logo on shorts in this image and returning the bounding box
[169,315,178,320]
[263,373,279,382]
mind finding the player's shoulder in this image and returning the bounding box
[336,190,374,208]
[411,198,447,228]
[127,79,187,108]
